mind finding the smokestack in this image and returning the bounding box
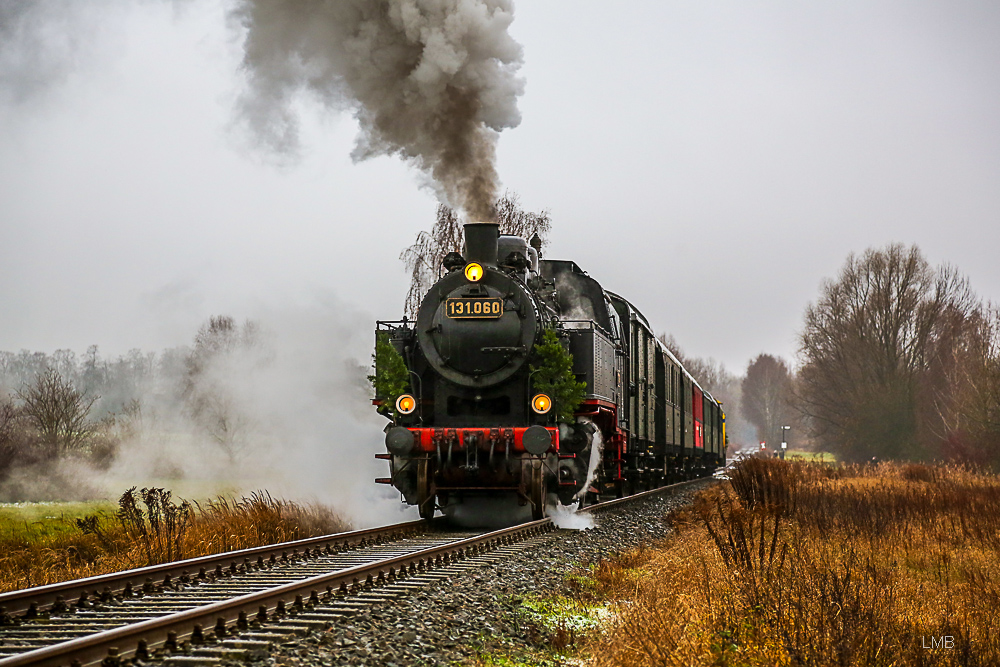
[464,222,500,267]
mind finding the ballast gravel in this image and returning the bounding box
[211,487,703,667]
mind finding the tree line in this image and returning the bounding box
[735,243,1000,466]
[0,316,263,493]
[9,212,990,498]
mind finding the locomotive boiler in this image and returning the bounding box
[373,222,726,520]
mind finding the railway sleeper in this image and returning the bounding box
[191,639,271,660]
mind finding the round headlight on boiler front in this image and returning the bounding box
[395,394,416,414]
[464,262,484,282]
[531,393,552,415]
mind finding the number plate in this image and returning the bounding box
[446,297,504,319]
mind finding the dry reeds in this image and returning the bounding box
[589,458,1000,667]
[0,488,350,593]
[188,491,347,554]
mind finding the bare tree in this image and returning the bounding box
[401,205,464,319]
[798,243,978,462]
[183,316,262,460]
[15,368,97,459]
[926,306,1000,463]
[0,397,24,474]
[401,191,551,318]
[959,309,1000,458]
[494,192,552,241]
[656,333,742,398]
[741,354,794,447]
[657,333,688,367]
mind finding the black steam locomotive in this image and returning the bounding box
[373,222,726,519]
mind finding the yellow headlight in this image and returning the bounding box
[531,393,552,415]
[464,262,484,282]
[396,394,416,414]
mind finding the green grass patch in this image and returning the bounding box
[474,653,572,667]
[562,569,599,596]
[521,593,608,635]
[0,500,115,543]
[470,593,607,666]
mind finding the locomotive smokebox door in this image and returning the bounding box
[415,230,538,389]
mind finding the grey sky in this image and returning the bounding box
[1,0,998,374]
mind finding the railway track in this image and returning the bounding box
[0,477,711,667]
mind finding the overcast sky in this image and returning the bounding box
[2,0,998,374]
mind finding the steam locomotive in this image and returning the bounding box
[373,222,726,520]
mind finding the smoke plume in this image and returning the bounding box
[231,0,524,219]
[0,1,107,104]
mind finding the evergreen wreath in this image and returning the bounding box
[530,328,587,422]
[368,332,410,418]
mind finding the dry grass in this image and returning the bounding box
[589,458,1000,667]
[0,488,350,593]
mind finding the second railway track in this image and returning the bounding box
[0,477,711,667]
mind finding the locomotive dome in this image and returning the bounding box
[415,222,540,388]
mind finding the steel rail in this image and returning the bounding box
[579,475,716,514]
[0,519,433,617]
[0,474,715,666]
[0,520,553,667]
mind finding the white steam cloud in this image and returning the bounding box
[547,501,594,531]
[231,0,525,219]
[101,296,411,527]
[573,416,603,502]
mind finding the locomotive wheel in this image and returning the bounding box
[416,459,435,520]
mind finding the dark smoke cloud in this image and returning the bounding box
[231,0,524,220]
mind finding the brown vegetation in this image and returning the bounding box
[589,457,1000,666]
[0,488,349,593]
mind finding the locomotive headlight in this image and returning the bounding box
[531,393,552,415]
[464,262,484,282]
[395,394,416,414]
